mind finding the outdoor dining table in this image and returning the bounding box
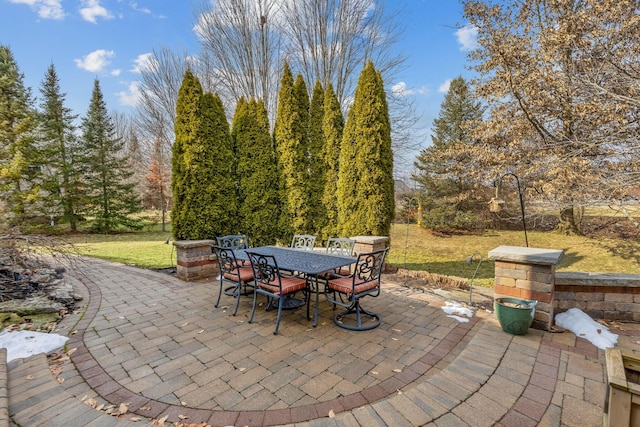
[236,246,356,327]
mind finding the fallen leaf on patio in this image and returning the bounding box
[179,414,189,420]
[56,377,65,384]
[328,410,335,418]
[371,371,379,375]
[393,369,402,373]
[392,337,399,341]
[579,333,586,336]
[84,398,98,408]
[71,330,78,335]
[181,401,188,406]
[118,402,129,414]
[198,330,205,334]
[119,316,125,319]
[129,417,142,422]
[238,367,246,372]
[81,395,88,402]
[397,389,403,394]
[25,375,33,380]
[597,329,602,334]
[67,347,77,355]
[392,328,402,333]
[152,415,169,425]
[181,322,189,327]
[139,406,151,411]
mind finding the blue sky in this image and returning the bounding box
[1,0,476,161]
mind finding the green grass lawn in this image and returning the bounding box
[63,223,640,288]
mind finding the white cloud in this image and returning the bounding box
[392,82,414,96]
[110,69,121,76]
[455,24,479,51]
[130,53,153,73]
[79,0,113,23]
[117,81,142,107]
[8,0,65,19]
[74,49,115,72]
[391,82,429,97]
[438,79,452,93]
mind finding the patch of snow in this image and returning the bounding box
[0,329,68,362]
[442,301,474,323]
[555,308,618,350]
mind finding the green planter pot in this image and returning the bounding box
[494,297,537,335]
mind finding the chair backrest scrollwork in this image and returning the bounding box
[247,252,279,286]
[291,234,316,251]
[217,235,249,250]
[353,248,388,285]
[326,238,356,256]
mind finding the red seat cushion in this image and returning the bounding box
[224,266,254,283]
[328,277,378,297]
[258,276,307,295]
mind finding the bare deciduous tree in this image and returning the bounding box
[462,0,640,234]
[195,0,282,120]
[194,0,421,171]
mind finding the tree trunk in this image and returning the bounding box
[557,206,581,235]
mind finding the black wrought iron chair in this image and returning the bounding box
[325,247,388,331]
[217,234,250,266]
[319,237,356,280]
[290,234,317,250]
[211,245,255,316]
[246,251,309,335]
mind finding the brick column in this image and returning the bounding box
[173,240,218,281]
[351,236,389,256]
[488,246,564,331]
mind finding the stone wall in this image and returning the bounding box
[555,272,640,322]
[490,245,640,330]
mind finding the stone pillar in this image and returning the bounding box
[351,236,389,256]
[488,245,564,331]
[173,240,218,281]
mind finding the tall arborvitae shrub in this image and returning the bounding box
[337,61,394,237]
[190,92,236,237]
[172,70,202,240]
[234,98,280,246]
[79,79,142,233]
[308,80,327,240]
[321,83,344,239]
[274,63,310,241]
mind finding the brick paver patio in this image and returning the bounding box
[5,257,640,426]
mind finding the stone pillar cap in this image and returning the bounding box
[488,245,564,265]
[172,239,216,248]
[350,236,389,244]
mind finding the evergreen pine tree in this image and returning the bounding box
[413,76,485,230]
[38,63,81,230]
[321,83,344,239]
[234,98,280,246]
[308,80,327,240]
[172,70,202,240]
[274,63,310,241]
[80,79,142,233]
[337,62,394,237]
[0,45,40,226]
